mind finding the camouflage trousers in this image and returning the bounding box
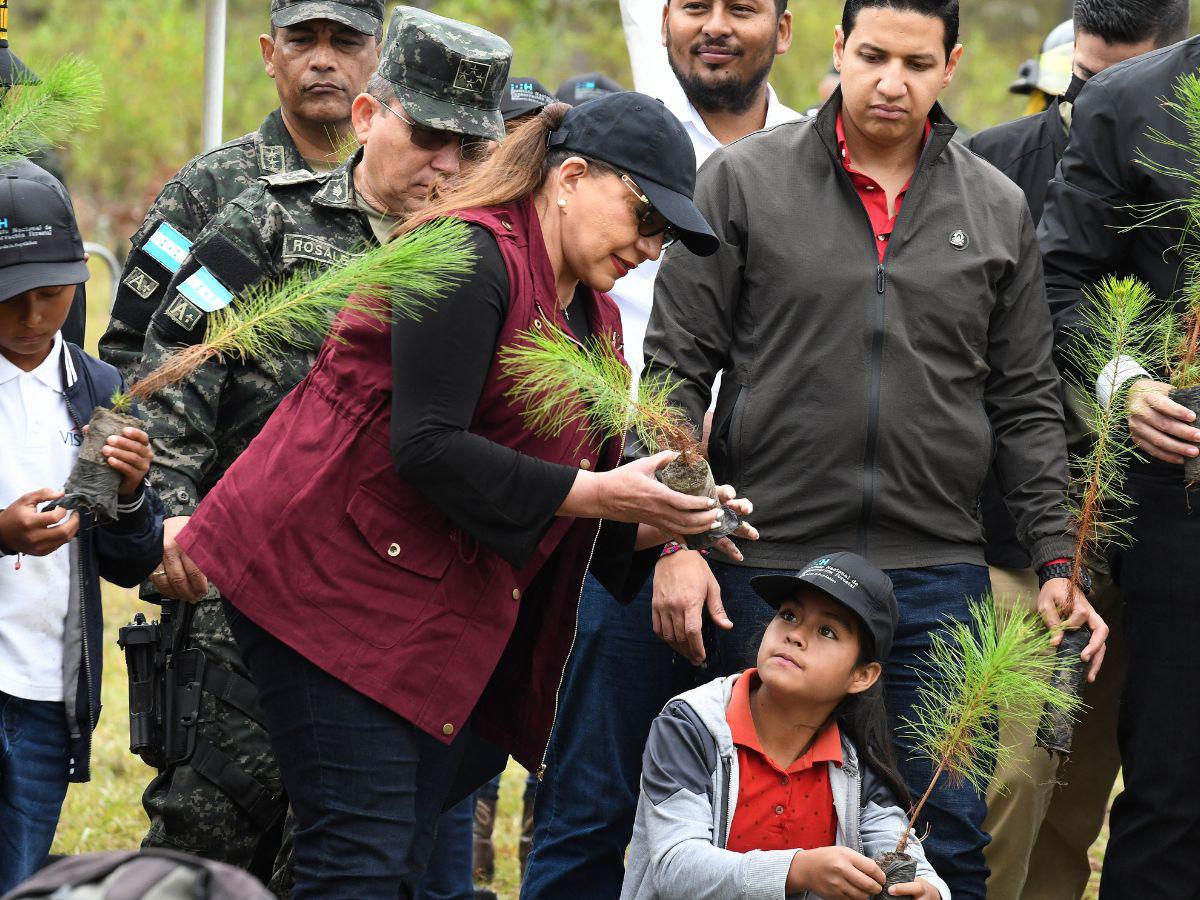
[141,598,292,894]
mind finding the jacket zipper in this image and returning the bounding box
[856,263,887,556]
[829,131,938,556]
[76,536,94,777]
[718,754,733,848]
[538,430,627,779]
[61,360,95,779]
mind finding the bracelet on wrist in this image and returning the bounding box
[659,541,710,559]
[1038,558,1091,593]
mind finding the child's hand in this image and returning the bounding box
[0,488,80,556]
[99,426,153,497]
[889,877,941,898]
[786,846,885,899]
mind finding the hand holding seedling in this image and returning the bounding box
[93,425,153,497]
[785,846,885,899]
[1126,378,1200,465]
[150,516,210,603]
[0,488,80,556]
[1036,578,1108,681]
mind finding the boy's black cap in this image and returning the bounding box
[751,552,899,660]
[501,76,555,122]
[548,92,719,257]
[555,72,622,106]
[0,161,89,303]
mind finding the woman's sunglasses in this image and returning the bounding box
[619,173,681,249]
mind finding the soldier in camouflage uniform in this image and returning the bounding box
[135,6,511,888]
[99,0,385,377]
[101,0,384,883]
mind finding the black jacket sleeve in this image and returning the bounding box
[390,225,578,569]
[1038,77,1137,375]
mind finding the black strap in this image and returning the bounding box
[190,738,284,830]
[202,665,266,724]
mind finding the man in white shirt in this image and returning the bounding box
[522,4,800,896]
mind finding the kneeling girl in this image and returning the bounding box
[622,552,949,900]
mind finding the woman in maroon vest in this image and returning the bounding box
[177,92,752,898]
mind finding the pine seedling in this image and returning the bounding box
[0,54,101,166]
[498,322,702,461]
[1062,275,1165,592]
[894,601,1083,854]
[116,217,474,410]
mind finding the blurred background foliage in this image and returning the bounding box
[12,0,1199,251]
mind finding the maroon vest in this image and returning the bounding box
[180,198,626,768]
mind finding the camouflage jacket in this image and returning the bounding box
[140,156,376,517]
[99,109,309,378]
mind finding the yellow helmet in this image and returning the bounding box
[1009,20,1074,97]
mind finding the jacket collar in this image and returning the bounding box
[814,87,957,173]
[313,148,361,211]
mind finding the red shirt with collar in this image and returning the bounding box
[836,111,932,262]
[725,669,842,854]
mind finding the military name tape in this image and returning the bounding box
[177,265,234,313]
[144,222,192,274]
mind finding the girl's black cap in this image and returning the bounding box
[547,92,720,257]
[750,552,900,660]
[0,161,89,303]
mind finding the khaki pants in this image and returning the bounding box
[983,567,1124,900]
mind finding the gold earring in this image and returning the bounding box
[558,197,568,208]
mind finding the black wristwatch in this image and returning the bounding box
[1038,559,1092,594]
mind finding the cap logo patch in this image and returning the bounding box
[949,229,969,250]
[0,218,8,231]
[122,267,160,300]
[454,59,492,94]
[144,222,192,273]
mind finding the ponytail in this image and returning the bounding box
[396,101,617,237]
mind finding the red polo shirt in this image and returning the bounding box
[725,669,842,854]
[836,112,932,262]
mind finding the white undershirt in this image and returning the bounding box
[0,333,80,701]
[615,0,802,393]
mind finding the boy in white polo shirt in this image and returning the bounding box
[0,161,163,892]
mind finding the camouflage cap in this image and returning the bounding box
[377,6,512,141]
[271,0,384,36]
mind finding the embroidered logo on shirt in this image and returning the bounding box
[164,293,204,331]
[949,229,969,250]
[282,234,354,266]
[177,266,235,312]
[143,222,192,273]
[122,266,160,300]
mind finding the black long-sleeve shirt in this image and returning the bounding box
[390,225,651,586]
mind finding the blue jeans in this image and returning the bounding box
[0,692,70,894]
[416,793,475,900]
[226,601,468,900]
[884,565,992,900]
[524,562,992,900]
[523,563,779,899]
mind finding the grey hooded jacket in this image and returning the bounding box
[621,674,949,900]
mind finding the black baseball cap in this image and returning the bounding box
[501,76,554,122]
[0,161,89,303]
[555,72,623,106]
[547,92,719,257]
[750,552,899,660]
